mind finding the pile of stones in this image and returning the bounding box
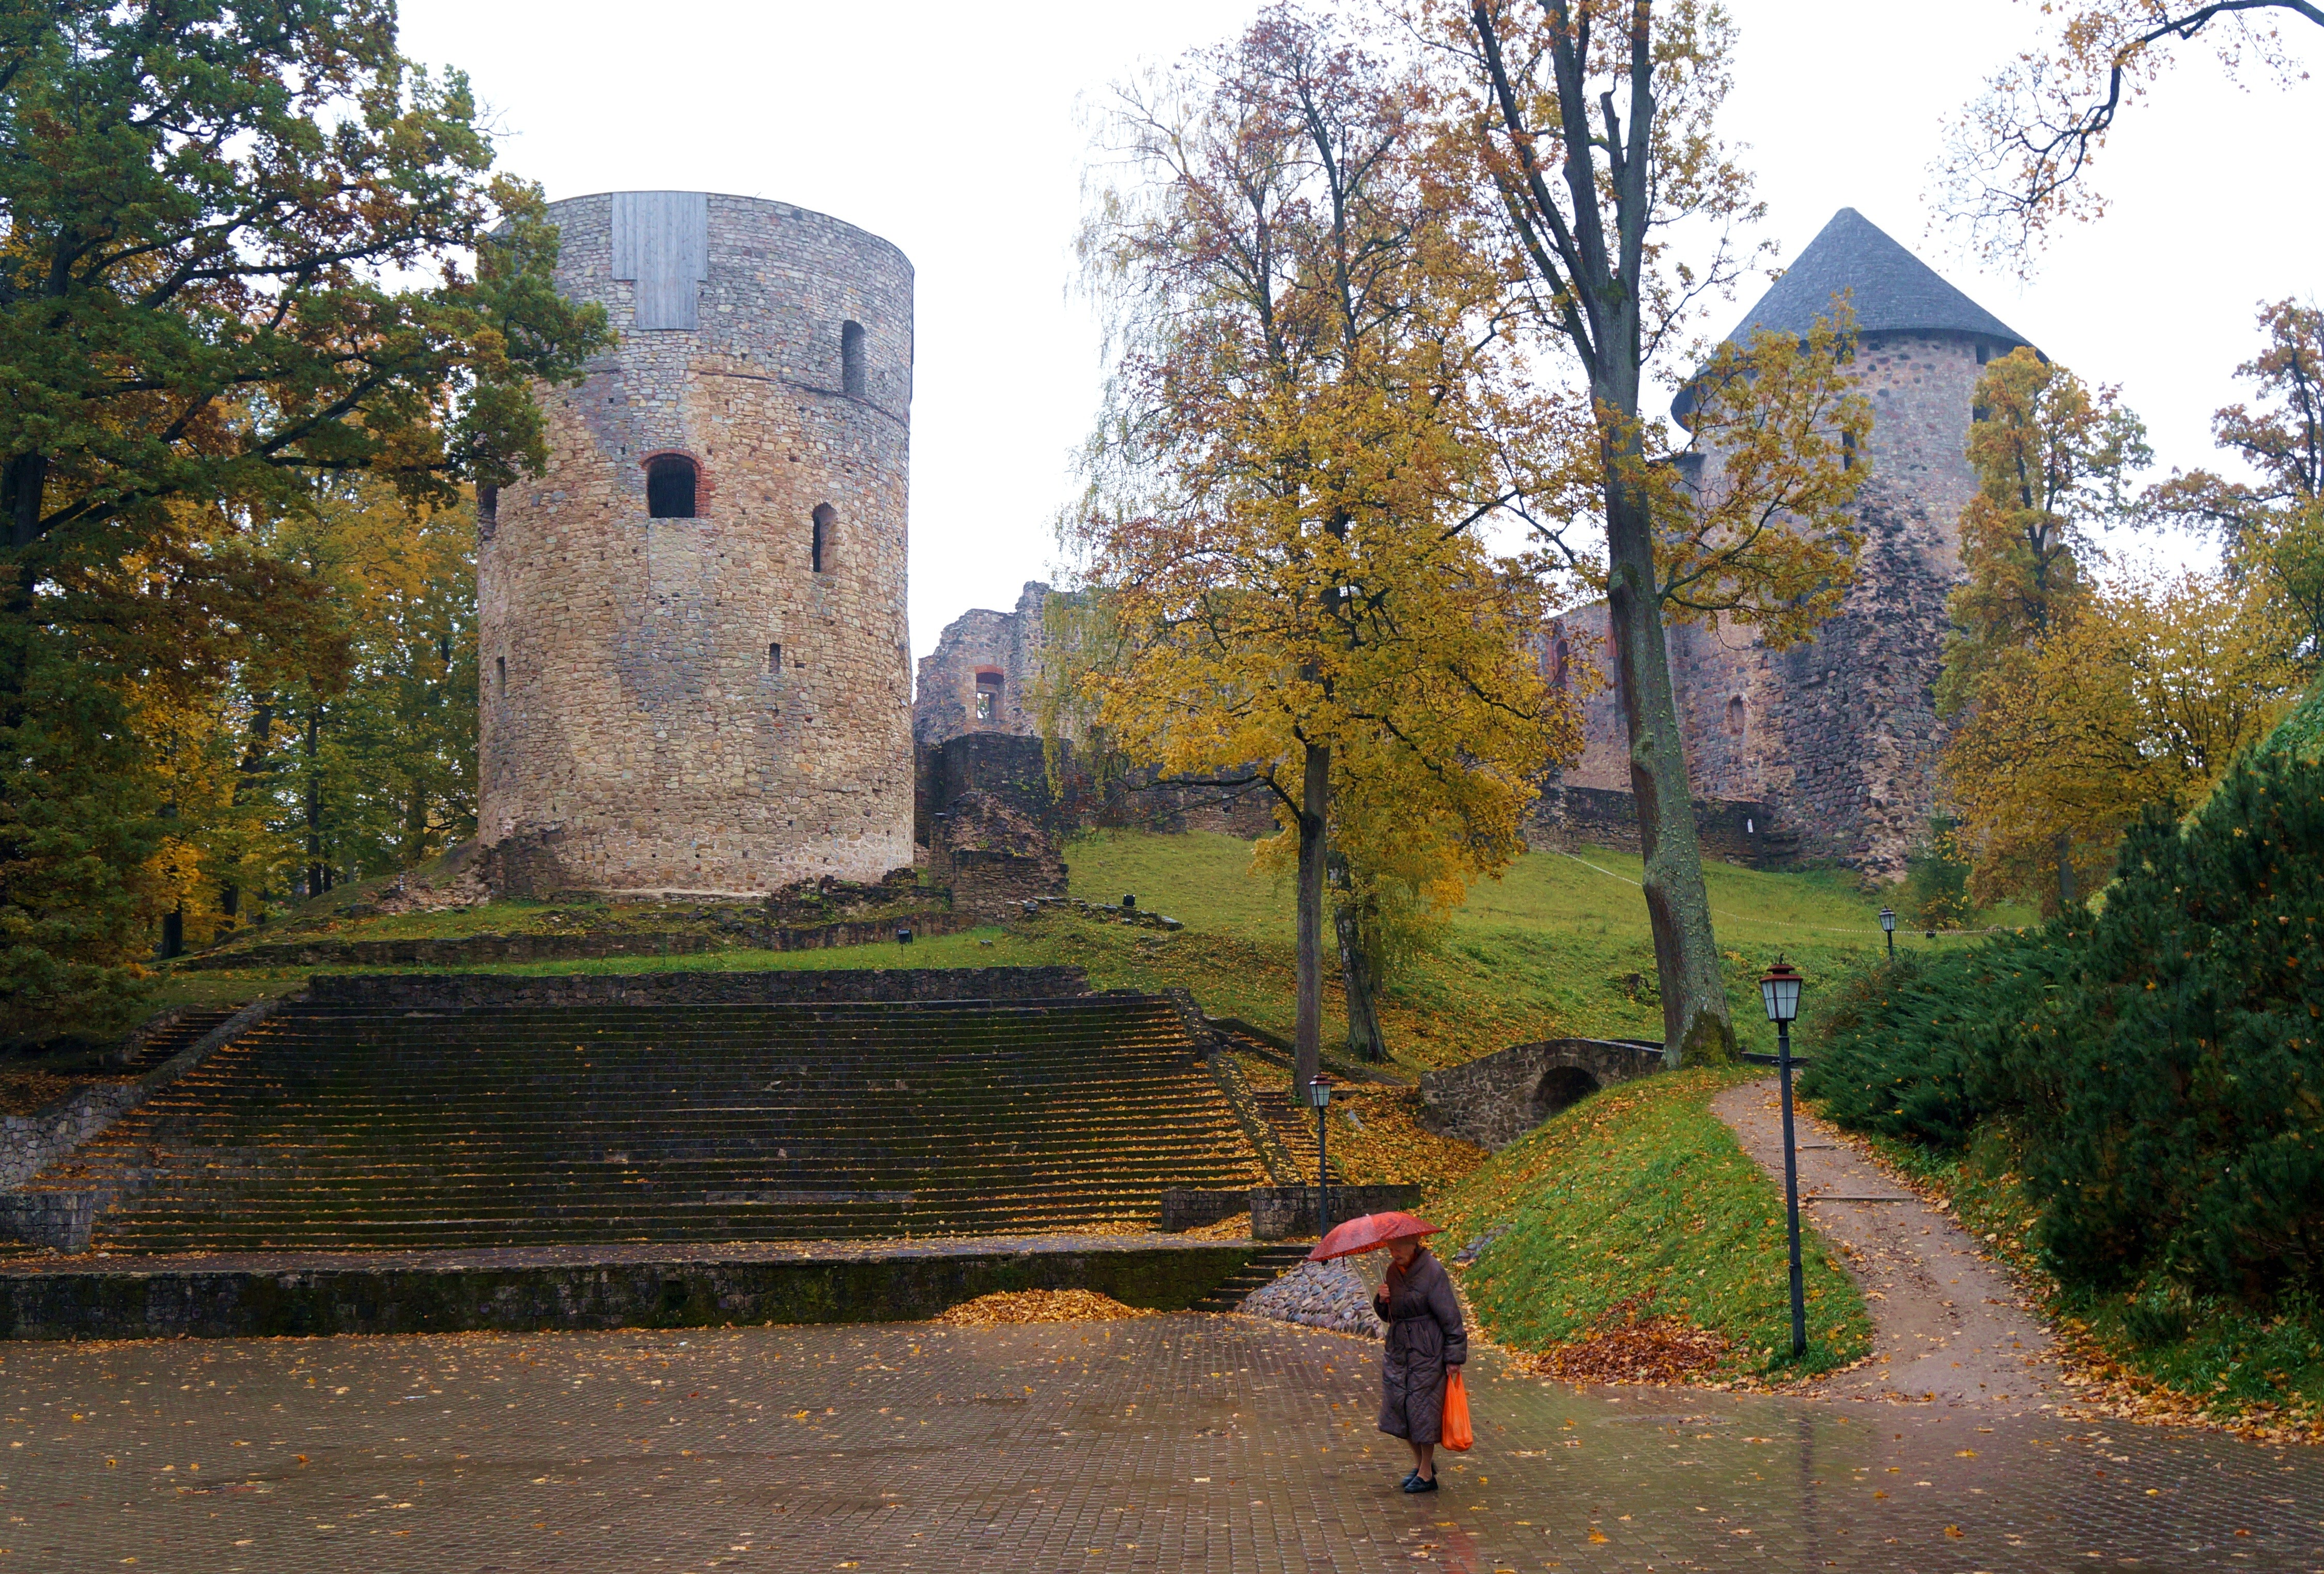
[1238,1257,1388,1339]
[1017,896,1183,931]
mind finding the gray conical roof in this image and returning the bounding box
[1674,208,2031,421]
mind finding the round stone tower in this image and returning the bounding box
[478,191,913,898]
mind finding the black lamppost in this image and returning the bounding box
[1878,906,1897,959]
[1759,958,1807,1360]
[1306,1073,1335,1238]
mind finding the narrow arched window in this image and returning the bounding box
[1726,695,1747,739]
[975,669,1002,723]
[811,503,835,573]
[646,454,697,518]
[841,320,866,397]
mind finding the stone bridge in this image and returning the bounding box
[1417,1037,1664,1149]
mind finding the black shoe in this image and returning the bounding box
[1398,1470,1419,1488]
[1402,1474,1439,1494]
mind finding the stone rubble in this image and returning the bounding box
[1237,1256,1387,1339]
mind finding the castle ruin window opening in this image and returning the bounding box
[646,454,698,518]
[975,668,1002,722]
[811,504,835,573]
[841,320,866,397]
[495,656,506,694]
[768,641,783,673]
[1726,695,1747,739]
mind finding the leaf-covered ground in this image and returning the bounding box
[1435,1067,1871,1382]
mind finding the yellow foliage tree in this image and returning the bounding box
[1074,8,1581,1086]
[1945,570,2305,912]
[1938,347,2149,718]
[2146,299,2324,669]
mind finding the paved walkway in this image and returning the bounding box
[1713,1077,2057,1410]
[3,1315,2319,1571]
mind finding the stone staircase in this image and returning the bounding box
[20,996,1269,1253]
[1188,1242,1313,1312]
[1253,1088,1345,1186]
[120,1007,238,1072]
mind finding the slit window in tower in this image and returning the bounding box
[646,454,698,518]
[1841,429,1856,470]
[495,656,506,694]
[975,669,1002,723]
[842,320,866,397]
[811,504,835,573]
[1726,695,1747,739]
[768,641,782,672]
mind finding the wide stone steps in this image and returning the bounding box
[39,995,1271,1252]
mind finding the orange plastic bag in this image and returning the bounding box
[1440,1367,1474,1452]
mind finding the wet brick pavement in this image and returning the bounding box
[1,1314,2318,1571]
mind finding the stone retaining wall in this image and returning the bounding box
[0,1237,1253,1341]
[1249,1185,1428,1241]
[1526,783,1797,868]
[299,965,1093,1011]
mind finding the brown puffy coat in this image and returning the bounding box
[1373,1248,1466,1444]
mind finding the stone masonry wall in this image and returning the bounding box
[1544,331,1987,877]
[913,581,1055,745]
[479,193,916,898]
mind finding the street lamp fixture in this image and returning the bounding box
[1307,1074,1335,1239]
[1878,905,1896,959]
[1759,957,1807,1360]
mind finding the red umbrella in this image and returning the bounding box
[1306,1210,1444,1263]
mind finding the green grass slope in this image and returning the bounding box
[151,830,2006,1071]
[1437,1066,1870,1380]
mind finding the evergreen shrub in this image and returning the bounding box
[1806,744,2324,1307]
[1800,924,2085,1149]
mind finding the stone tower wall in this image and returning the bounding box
[1549,331,1997,876]
[479,192,915,898]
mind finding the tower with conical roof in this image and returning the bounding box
[1542,209,2034,877]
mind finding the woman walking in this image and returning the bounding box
[1374,1228,1465,1492]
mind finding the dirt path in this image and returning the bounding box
[1711,1078,2056,1413]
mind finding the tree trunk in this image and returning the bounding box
[304,704,327,898]
[1603,485,1736,1066]
[1335,897,1388,1062]
[2055,832,2075,911]
[1294,739,1330,1092]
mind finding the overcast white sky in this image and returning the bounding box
[398,1,2321,658]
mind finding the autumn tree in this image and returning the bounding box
[1422,1,1871,1062]
[1936,348,2149,715]
[1936,349,2148,907]
[1940,2,2323,262]
[0,1,607,1035]
[1074,8,1577,1089]
[2146,299,2324,667]
[1944,569,2305,910]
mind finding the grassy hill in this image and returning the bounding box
[148,831,1991,1067]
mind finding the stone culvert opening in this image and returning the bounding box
[1532,1065,1600,1124]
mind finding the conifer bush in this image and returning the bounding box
[1806,744,2324,1307]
